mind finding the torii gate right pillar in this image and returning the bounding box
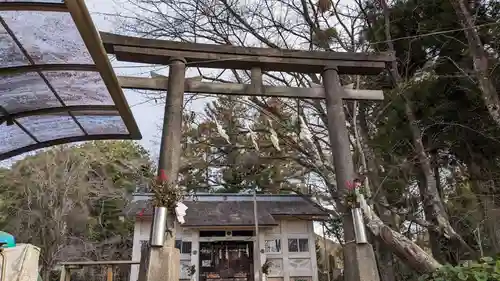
[322,66,380,281]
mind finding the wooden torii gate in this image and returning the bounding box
[101,32,394,281]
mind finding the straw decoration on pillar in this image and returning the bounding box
[150,169,184,211]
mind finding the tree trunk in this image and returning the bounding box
[359,196,441,273]
[478,194,500,254]
[41,266,50,281]
[351,98,437,274]
[471,180,500,255]
[469,157,500,255]
[416,170,447,263]
[357,105,397,281]
[432,152,443,201]
[450,0,500,126]
[379,0,476,260]
[374,241,397,281]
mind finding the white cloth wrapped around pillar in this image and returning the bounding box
[0,244,40,281]
[175,202,188,224]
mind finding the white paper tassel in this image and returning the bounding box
[267,119,281,151]
[298,116,313,143]
[175,202,188,224]
[215,119,231,144]
[245,121,259,151]
[298,116,322,161]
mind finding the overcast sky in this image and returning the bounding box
[86,0,178,158]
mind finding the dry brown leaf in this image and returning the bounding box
[317,0,332,13]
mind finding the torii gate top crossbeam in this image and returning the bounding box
[101,32,394,75]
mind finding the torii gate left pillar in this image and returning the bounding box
[138,58,185,281]
[323,66,380,281]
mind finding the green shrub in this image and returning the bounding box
[420,257,500,281]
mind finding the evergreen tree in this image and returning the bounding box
[181,95,310,194]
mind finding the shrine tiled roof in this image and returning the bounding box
[125,194,329,226]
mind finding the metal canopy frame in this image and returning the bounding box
[0,0,142,160]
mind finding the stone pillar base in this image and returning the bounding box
[138,245,180,281]
[343,243,380,281]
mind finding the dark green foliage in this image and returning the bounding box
[420,257,500,281]
[363,0,500,269]
[181,95,308,194]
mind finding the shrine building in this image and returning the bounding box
[124,193,329,281]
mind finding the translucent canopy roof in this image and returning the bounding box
[0,0,142,160]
